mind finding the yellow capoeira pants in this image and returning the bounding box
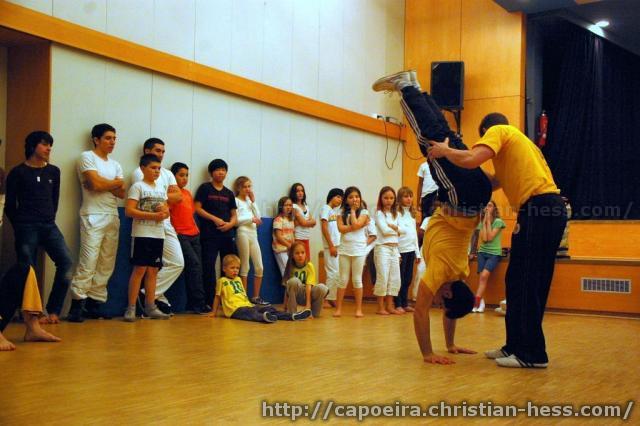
[22,266,43,314]
[0,265,43,328]
[421,207,479,295]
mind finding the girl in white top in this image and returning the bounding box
[335,186,369,318]
[233,176,266,305]
[289,182,316,261]
[396,186,422,313]
[373,186,403,315]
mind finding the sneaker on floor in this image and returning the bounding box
[193,305,212,315]
[250,297,270,306]
[372,70,415,93]
[145,304,170,320]
[484,348,511,359]
[471,307,478,313]
[495,354,548,369]
[477,299,485,313]
[263,311,278,323]
[123,306,137,322]
[84,298,113,320]
[495,306,506,315]
[67,299,85,323]
[155,300,174,316]
[292,309,312,321]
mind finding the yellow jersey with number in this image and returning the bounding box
[216,276,253,317]
[474,125,559,210]
[291,262,317,286]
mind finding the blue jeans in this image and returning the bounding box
[13,222,73,315]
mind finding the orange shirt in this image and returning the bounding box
[169,188,199,236]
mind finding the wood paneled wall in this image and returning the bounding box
[1,40,51,273]
[403,0,640,260]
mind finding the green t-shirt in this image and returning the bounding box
[476,217,506,256]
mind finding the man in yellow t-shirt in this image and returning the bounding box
[427,113,568,369]
[212,255,311,323]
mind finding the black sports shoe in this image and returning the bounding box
[250,297,270,306]
[155,300,174,316]
[67,299,85,323]
[263,311,278,323]
[193,305,212,315]
[84,298,112,320]
[292,309,312,321]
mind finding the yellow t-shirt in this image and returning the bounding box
[215,276,253,317]
[474,125,559,210]
[291,262,316,285]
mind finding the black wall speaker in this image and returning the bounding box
[430,61,464,110]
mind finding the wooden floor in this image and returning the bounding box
[1,302,639,425]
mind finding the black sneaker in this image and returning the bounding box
[84,298,113,320]
[193,305,212,315]
[67,299,85,323]
[292,309,312,321]
[155,300,174,316]
[263,311,278,323]
[250,297,270,306]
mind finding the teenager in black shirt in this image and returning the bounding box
[5,131,73,324]
[195,159,238,306]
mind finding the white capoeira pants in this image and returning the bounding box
[373,244,401,297]
[338,254,365,289]
[145,227,184,305]
[274,251,288,277]
[323,248,340,301]
[70,214,120,302]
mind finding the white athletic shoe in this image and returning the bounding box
[477,299,485,313]
[495,354,548,369]
[372,70,416,93]
[484,348,510,359]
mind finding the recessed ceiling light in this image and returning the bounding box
[595,20,610,28]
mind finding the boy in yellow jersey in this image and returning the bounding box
[1,263,61,351]
[212,255,311,323]
[427,114,567,369]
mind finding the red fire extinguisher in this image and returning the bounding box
[537,110,548,147]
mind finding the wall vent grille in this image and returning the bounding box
[581,278,631,294]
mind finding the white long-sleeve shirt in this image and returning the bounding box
[398,207,421,257]
[375,210,400,245]
[235,197,261,231]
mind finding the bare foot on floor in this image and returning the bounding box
[389,308,404,315]
[395,307,406,314]
[376,310,390,315]
[333,310,342,318]
[355,311,364,318]
[0,334,16,351]
[24,328,61,343]
[405,306,415,312]
[39,314,60,324]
